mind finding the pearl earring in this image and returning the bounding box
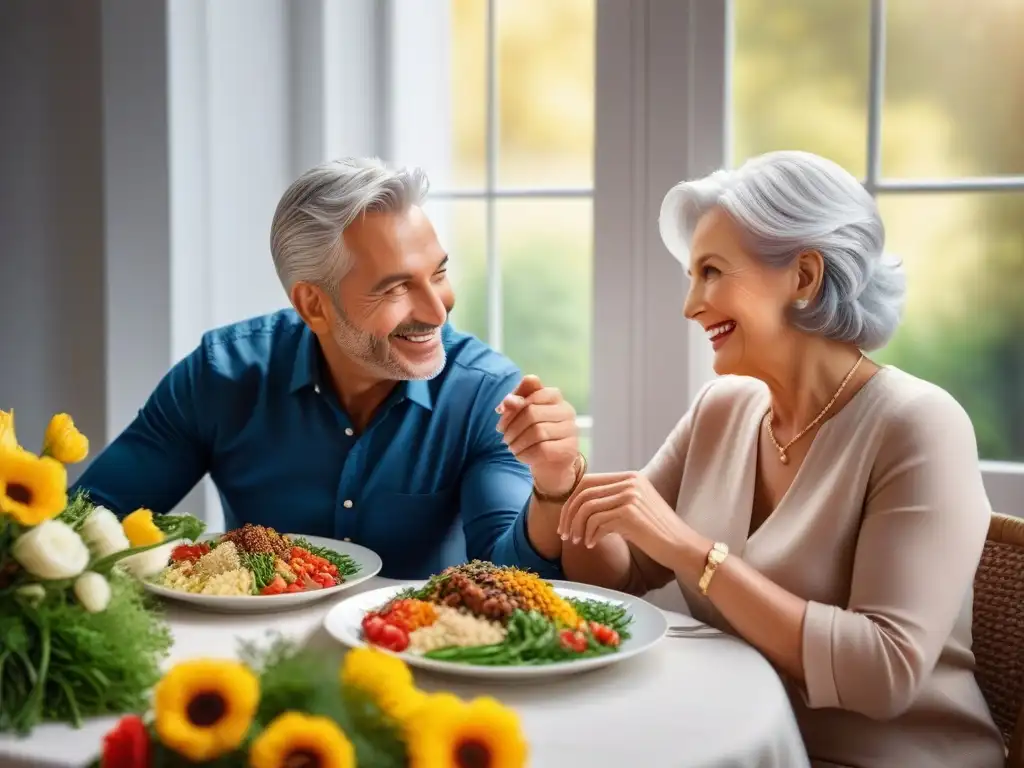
[793,299,809,310]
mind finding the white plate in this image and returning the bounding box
[322,579,668,679]
[142,534,382,613]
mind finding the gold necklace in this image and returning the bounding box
[764,354,865,465]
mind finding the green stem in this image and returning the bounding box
[0,650,8,722]
[25,621,51,726]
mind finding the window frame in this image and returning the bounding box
[386,0,1023,513]
[387,0,595,447]
[860,0,1024,513]
[591,0,1024,513]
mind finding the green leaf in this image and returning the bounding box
[153,514,206,542]
[0,616,28,654]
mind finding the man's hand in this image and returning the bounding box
[496,375,579,496]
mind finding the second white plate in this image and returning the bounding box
[323,579,668,680]
[142,534,382,613]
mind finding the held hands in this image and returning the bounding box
[496,375,579,496]
[557,471,696,569]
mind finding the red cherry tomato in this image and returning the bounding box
[260,575,287,596]
[377,623,410,652]
[362,614,387,642]
[590,622,621,647]
[559,629,588,653]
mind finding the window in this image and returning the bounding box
[729,0,1024,509]
[388,0,596,457]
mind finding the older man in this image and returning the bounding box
[73,158,581,578]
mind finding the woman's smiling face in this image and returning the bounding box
[683,206,802,377]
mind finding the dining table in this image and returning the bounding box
[0,577,811,768]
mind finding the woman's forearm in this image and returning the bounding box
[676,534,808,683]
[561,534,637,592]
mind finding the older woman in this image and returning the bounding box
[560,151,1005,768]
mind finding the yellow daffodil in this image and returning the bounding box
[405,693,528,768]
[340,646,424,723]
[0,448,67,526]
[249,711,355,768]
[0,409,18,451]
[41,413,89,464]
[121,508,164,547]
[153,659,259,762]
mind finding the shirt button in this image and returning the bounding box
[343,500,353,509]
[343,537,352,542]
[344,428,354,436]
[314,385,320,394]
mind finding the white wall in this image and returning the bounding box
[0,0,107,483]
[0,0,386,523]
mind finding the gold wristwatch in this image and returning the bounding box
[698,541,729,596]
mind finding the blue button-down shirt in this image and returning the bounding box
[73,310,560,579]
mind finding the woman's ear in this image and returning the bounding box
[795,250,825,305]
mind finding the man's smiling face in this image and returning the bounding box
[326,206,455,381]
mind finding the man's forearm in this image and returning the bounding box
[525,495,564,561]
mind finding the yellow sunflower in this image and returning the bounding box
[122,507,165,547]
[41,413,89,464]
[405,693,528,768]
[0,409,18,451]
[249,711,355,768]
[340,646,424,723]
[0,448,67,526]
[153,658,260,762]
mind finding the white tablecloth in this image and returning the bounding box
[0,578,810,768]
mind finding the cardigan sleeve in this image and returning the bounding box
[800,387,991,720]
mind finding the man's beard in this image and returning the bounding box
[329,302,446,381]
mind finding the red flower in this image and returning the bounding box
[102,715,151,768]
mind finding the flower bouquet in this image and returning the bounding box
[0,409,205,734]
[94,636,528,768]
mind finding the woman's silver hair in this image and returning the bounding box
[270,157,430,293]
[659,150,906,351]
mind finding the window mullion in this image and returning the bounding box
[485,0,502,352]
[865,0,886,195]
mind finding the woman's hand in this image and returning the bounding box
[558,471,703,571]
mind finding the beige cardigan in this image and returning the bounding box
[635,367,1005,768]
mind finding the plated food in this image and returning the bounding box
[360,561,634,665]
[141,527,382,612]
[323,564,668,679]
[152,523,361,597]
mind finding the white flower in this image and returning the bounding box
[120,540,176,579]
[80,505,131,558]
[12,520,90,580]
[74,571,111,613]
[15,584,46,603]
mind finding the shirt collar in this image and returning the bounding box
[289,324,434,411]
[289,324,320,394]
[401,379,434,411]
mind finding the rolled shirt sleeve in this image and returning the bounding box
[458,371,563,579]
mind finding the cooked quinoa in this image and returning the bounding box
[192,541,241,579]
[157,560,252,596]
[407,606,507,654]
[199,568,252,596]
[159,562,203,593]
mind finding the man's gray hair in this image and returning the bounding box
[659,150,906,351]
[270,157,430,292]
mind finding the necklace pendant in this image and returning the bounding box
[778,451,789,465]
